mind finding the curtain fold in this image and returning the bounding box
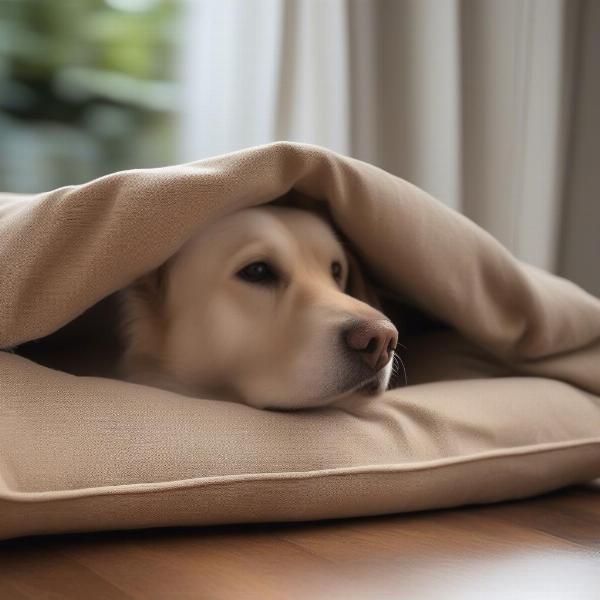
[179,0,597,292]
[460,0,574,272]
[558,0,600,297]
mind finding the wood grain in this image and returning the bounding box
[1,481,598,599]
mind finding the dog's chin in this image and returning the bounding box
[255,364,393,411]
[324,372,388,405]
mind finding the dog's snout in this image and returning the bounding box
[344,319,398,371]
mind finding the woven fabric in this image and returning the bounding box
[1,142,599,540]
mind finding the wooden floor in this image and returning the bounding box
[1,481,599,600]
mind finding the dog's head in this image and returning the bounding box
[120,205,398,409]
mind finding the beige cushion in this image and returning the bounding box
[1,142,599,540]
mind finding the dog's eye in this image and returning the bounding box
[331,261,343,282]
[236,261,279,285]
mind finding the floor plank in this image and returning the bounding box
[0,482,598,599]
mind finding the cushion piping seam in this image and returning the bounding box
[1,437,599,503]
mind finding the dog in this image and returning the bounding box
[119,203,399,410]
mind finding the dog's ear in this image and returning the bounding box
[118,261,171,382]
[131,262,169,304]
[345,250,382,310]
[119,261,171,347]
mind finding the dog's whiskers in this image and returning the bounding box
[392,350,408,386]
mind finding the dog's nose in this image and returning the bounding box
[344,319,398,371]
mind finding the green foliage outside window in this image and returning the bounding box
[0,0,179,192]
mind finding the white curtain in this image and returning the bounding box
[178,0,599,295]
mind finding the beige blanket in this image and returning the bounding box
[1,142,599,540]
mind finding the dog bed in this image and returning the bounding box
[1,141,599,541]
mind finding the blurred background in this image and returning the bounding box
[0,0,598,294]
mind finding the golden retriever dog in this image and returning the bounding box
[119,204,399,410]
